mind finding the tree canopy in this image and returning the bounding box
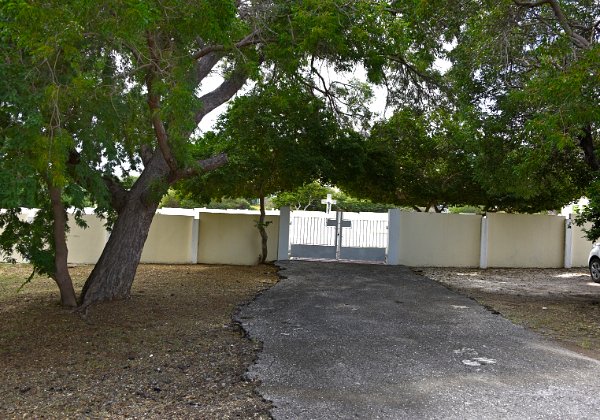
[185,82,342,202]
[1,0,598,306]
[2,0,453,305]
[181,81,349,262]
[338,107,485,212]
[448,0,599,204]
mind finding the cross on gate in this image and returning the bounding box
[326,211,352,260]
[321,193,337,214]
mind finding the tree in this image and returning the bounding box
[469,107,590,212]
[272,182,333,211]
[182,82,342,263]
[332,192,396,213]
[575,181,600,241]
[3,1,451,306]
[272,182,397,213]
[447,0,598,202]
[439,0,597,221]
[339,107,486,212]
[158,189,252,210]
[0,3,111,306]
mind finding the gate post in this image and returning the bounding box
[479,216,489,269]
[190,210,199,264]
[564,216,573,269]
[387,209,401,265]
[277,206,291,261]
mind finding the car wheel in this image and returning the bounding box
[590,257,600,282]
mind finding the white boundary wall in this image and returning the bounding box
[66,213,110,264]
[484,213,565,268]
[0,208,595,267]
[385,211,592,268]
[387,211,482,267]
[571,221,593,267]
[141,213,198,264]
[1,208,283,266]
[196,209,280,265]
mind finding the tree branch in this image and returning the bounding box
[198,153,229,171]
[514,0,550,7]
[192,30,260,60]
[66,150,129,213]
[195,69,248,124]
[386,55,443,91]
[139,144,154,166]
[578,123,599,171]
[172,153,228,181]
[102,175,129,213]
[514,0,591,49]
[146,31,178,173]
[195,51,221,83]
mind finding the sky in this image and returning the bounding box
[197,58,452,134]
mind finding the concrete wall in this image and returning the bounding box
[140,214,197,264]
[197,211,280,265]
[392,212,482,267]
[486,213,565,268]
[2,207,595,268]
[572,222,594,267]
[66,214,108,264]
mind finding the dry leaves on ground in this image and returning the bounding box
[0,263,278,419]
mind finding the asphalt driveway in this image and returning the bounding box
[237,261,600,419]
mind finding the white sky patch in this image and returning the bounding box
[195,59,398,135]
[196,73,227,134]
[195,71,256,135]
[433,57,452,75]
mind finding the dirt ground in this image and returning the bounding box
[419,267,600,359]
[0,263,278,419]
[4,263,600,418]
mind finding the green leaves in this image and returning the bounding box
[184,80,344,203]
[440,0,598,212]
[0,208,56,279]
[340,107,484,210]
[576,178,600,242]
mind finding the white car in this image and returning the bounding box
[589,244,600,282]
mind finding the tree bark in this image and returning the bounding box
[78,48,242,306]
[258,195,269,264]
[48,186,77,308]
[80,152,170,306]
[579,124,599,171]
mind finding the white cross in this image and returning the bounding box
[321,193,337,214]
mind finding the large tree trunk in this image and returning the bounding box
[257,195,268,264]
[579,124,599,171]
[48,186,78,308]
[80,153,170,306]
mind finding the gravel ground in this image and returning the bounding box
[419,267,600,359]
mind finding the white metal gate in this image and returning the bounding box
[289,210,388,262]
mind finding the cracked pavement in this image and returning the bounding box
[238,261,600,419]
